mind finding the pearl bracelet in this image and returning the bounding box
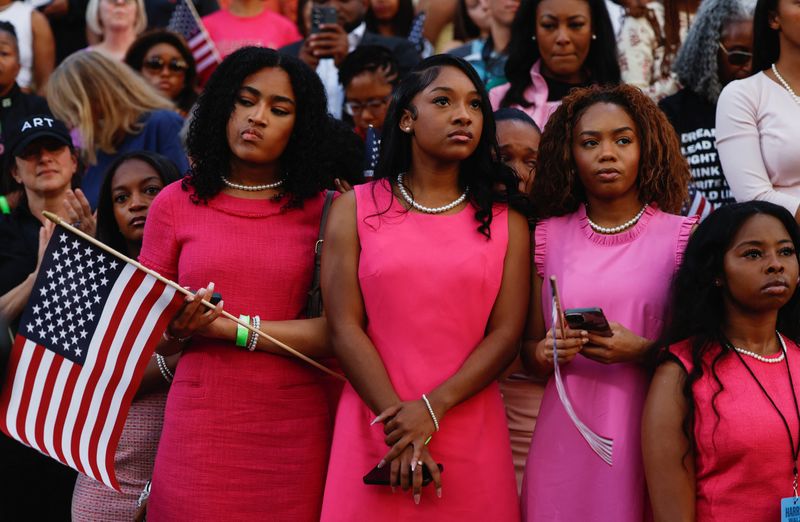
[247,315,260,352]
[421,393,439,432]
[155,353,173,383]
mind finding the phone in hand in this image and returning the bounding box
[564,307,613,337]
[363,463,444,487]
[311,5,338,33]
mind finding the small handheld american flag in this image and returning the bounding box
[167,0,221,74]
[0,225,184,490]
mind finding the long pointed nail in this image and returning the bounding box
[414,494,420,505]
[377,459,386,469]
[370,416,379,426]
[208,282,214,290]
[410,461,416,472]
[437,487,442,498]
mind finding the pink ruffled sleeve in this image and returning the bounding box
[138,182,181,281]
[533,219,548,278]
[674,215,698,270]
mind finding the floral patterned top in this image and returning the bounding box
[617,2,692,102]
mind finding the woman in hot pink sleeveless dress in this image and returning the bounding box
[320,55,529,521]
[521,85,696,521]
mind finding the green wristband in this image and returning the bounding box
[0,196,9,215]
[236,315,250,347]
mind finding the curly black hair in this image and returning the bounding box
[374,54,529,237]
[500,0,620,110]
[654,201,800,454]
[96,151,181,254]
[183,47,333,208]
[124,29,198,115]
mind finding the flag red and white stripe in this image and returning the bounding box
[0,230,183,490]
[168,0,220,74]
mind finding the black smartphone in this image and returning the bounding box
[363,463,444,487]
[208,292,222,306]
[311,5,338,33]
[564,307,613,337]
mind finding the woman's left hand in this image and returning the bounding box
[373,399,438,468]
[62,189,96,237]
[580,322,651,364]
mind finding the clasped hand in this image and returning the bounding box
[165,283,224,340]
[580,322,650,364]
[372,400,443,502]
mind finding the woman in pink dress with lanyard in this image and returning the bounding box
[320,54,529,520]
[138,47,349,521]
[521,84,695,521]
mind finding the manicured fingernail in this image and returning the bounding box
[377,459,386,469]
[414,494,420,505]
[187,295,194,302]
[437,487,442,498]
[410,461,416,472]
[370,416,379,426]
[197,288,206,296]
[217,300,224,307]
[208,282,215,291]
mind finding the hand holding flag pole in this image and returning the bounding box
[42,211,345,381]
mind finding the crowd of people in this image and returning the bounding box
[0,0,797,520]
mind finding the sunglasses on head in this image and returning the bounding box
[719,42,752,66]
[17,137,68,159]
[142,56,188,74]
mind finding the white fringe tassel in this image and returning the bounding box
[551,299,614,465]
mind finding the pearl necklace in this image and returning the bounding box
[732,334,787,364]
[396,173,468,214]
[586,205,647,234]
[221,176,284,191]
[772,64,800,105]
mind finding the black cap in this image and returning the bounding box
[6,115,72,159]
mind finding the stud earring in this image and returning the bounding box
[713,278,722,287]
[591,34,597,40]
[531,35,536,41]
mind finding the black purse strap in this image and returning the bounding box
[307,190,336,317]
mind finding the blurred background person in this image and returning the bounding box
[86,0,148,60]
[281,0,420,118]
[366,0,432,56]
[201,0,300,59]
[46,51,187,209]
[443,0,490,52]
[716,0,800,221]
[490,0,621,129]
[0,0,54,94]
[617,0,701,102]
[660,0,755,218]
[448,0,519,90]
[339,44,398,139]
[125,29,198,117]
[144,0,218,31]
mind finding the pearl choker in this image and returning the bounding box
[772,64,800,106]
[586,205,647,234]
[732,334,787,364]
[397,173,468,214]
[221,176,284,191]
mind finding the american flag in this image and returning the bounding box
[364,125,380,179]
[167,0,220,74]
[0,228,183,490]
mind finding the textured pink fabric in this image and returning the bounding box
[202,9,301,57]
[320,180,519,521]
[524,204,696,521]
[139,182,332,521]
[670,338,800,522]
[71,392,166,521]
[488,60,561,129]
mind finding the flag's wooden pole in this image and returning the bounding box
[42,211,345,381]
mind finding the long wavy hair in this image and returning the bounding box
[654,201,800,451]
[374,54,527,237]
[46,51,174,165]
[500,0,620,109]
[673,0,756,104]
[365,0,415,37]
[183,47,334,207]
[124,29,199,114]
[752,0,780,73]
[96,151,181,254]
[531,84,689,218]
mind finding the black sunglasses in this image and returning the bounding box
[142,56,189,74]
[719,42,752,67]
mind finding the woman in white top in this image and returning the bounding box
[0,0,54,93]
[716,0,800,220]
